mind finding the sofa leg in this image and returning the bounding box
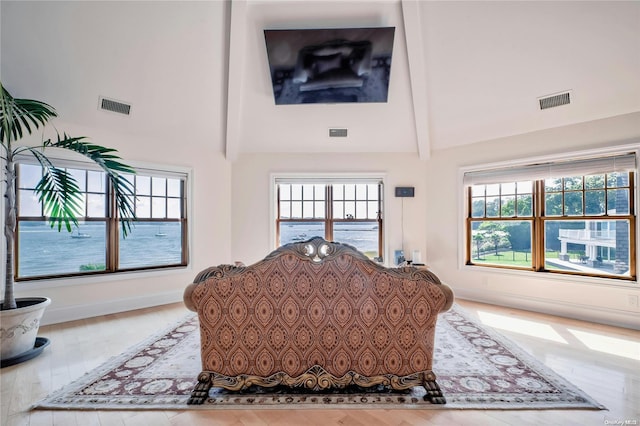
[423,373,446,404]
[187,372,212,405]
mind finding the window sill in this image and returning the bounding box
[15,265,192,292]
[461,263,638,289]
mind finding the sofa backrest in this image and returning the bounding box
[184,237,453,379]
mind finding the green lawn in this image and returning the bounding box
[472,250,569,268]
[472,250,533,267]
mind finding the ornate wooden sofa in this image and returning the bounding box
[183,237,454,404]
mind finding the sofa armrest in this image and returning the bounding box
[408,267,454,313]
[184,264,246,313]
[438,282,454,312]
[183,281,198,312]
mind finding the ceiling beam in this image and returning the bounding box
[225,0,248,162]
[402,0,431,160]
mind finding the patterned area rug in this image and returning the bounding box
[33,305,604,410]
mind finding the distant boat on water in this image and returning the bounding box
[71,230,91,239]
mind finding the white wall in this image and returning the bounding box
[425,112,640,329]
[230,153,428,266]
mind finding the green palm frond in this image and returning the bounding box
[44,134,136,236]
[0,83,57,145]
[29,148,83,232]
[113,174,136,236]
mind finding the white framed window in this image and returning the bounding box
[462,149,637,281]
[15,159,189,280]
[272,174,385,261]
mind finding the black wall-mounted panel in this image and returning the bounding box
[395,187,415,197]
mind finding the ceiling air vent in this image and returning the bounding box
[99,97,131,115]
[538,91,571,110]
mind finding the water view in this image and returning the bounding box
[279,222,379,258]
[18,221,182,278]
[18,221,379,278]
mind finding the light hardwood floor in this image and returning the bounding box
[1,299,638,426]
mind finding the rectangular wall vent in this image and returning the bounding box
[99,97,131,115]
[329,128,348,137]
[538,91,571,110]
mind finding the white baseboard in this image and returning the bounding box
[40,290,185,326]
[454,288,640,330]
[39,287,640,330]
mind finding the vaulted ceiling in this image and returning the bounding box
[2,1,639,160]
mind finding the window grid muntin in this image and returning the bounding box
[130,175,184,220]
[331,183,380,220]
[278,184,325,219]
[17,164,108,219]
[544,173,631,218]
[471,181,533,219]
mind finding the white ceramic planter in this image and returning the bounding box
[1,297,51,361]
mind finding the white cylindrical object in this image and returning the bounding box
[412,250,422,264]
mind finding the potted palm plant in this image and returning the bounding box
[1,82,136,366]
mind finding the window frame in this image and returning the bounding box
[271,173,386,261]
[14,155,190,281]
[461,147,638,284]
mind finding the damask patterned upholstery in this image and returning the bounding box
[184,237,454,404]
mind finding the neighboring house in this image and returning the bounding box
[557,221,619,268]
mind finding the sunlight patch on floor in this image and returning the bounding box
[567,329,640,361]
[477,311,568,343]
